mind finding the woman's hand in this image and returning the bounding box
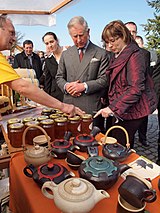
[94,107,113,118]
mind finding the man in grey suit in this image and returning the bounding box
[56,16,110,131]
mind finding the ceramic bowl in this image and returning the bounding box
[33,135,50,147]
[118,194,146,212]
[66,150,86,165]
[65,158,81,170]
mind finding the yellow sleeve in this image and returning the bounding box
[0,52,20,84]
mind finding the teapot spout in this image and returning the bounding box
[128,148,136,155]
[119,164,131,175]
[95,189,110,203]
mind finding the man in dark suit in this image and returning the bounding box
[152,57,160,164]
[125,22,151,147]
[56,16,110,131]
[13,40,42,80]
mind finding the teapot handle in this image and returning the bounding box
[103,125,130,148]
[143,189,157,203]
[23,164,35,178]
[22,125,51,149]
[41,181,57,199]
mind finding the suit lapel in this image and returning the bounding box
[76,43,97,79]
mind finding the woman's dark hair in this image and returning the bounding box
[42,32,58,42]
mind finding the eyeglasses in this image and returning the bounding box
[105,36,120,45]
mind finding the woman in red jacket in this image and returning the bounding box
[94,20,157,148]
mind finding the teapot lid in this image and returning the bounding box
[25,145,49,157]
[104,143,126,155]
[38,163,65,179]
[82,156,118,177]
[75,134,94,143]
[58,178,94,201]
[52,139,71,148]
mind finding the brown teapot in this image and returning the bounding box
[73,126,101,152]
[102,126,135,162]
[78,156,130,190]
[22,125,55,167]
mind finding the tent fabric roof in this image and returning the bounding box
[0,0,75,14]
[0,0,78,26]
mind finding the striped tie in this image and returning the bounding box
[79,48,84,62]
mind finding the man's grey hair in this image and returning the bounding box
[0,15,7,28]
[67,16,89,33]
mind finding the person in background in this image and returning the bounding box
[6,53,14,67]
[38,50,45,66]
[152,56,160,165]
[13,40,42,80]
[40,32,67,101]
[125,22,151,147]
[56,16,110,132]
[0,16,84,119]
[94,20,157,148]
[135,35,144,48]
[37,50,46,89]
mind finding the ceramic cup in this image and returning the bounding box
[118,173,156,209]
[117,195,146,213]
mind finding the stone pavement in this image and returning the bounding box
[134,112,159,164]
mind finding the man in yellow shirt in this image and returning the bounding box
[0,15,84,117]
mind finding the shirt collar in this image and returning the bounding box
[78,40,90,51]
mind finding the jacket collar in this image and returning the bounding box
[109,41,139,69]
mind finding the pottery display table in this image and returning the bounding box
[9,145,160,213]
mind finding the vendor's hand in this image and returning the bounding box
[62,103,85,117]
[94,107,113,118]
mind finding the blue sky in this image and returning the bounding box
[15,0,155,51]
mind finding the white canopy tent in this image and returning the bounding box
[0,0,79,26]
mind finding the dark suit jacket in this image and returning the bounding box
[56,41,110,113]
[152,57,160,102]
[13,51,42,80]
[141,48,151,75]
[44,55,63,101]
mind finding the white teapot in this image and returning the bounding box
[42,177,110,213]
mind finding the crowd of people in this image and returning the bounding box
[1,15,160,163]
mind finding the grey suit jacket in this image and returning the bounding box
[56,41,110,114]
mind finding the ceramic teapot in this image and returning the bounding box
[102,125,135,162]
[51,131,79,159]
[118,173,157,209]
[79,156,130,190]
[23,162,75,186]
[158,178,160,191]
[41,178,110,213]
[73,126,101,152]
[22,125,55,167]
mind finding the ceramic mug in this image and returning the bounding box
[118,173,157,209]
[117,195,146,213]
